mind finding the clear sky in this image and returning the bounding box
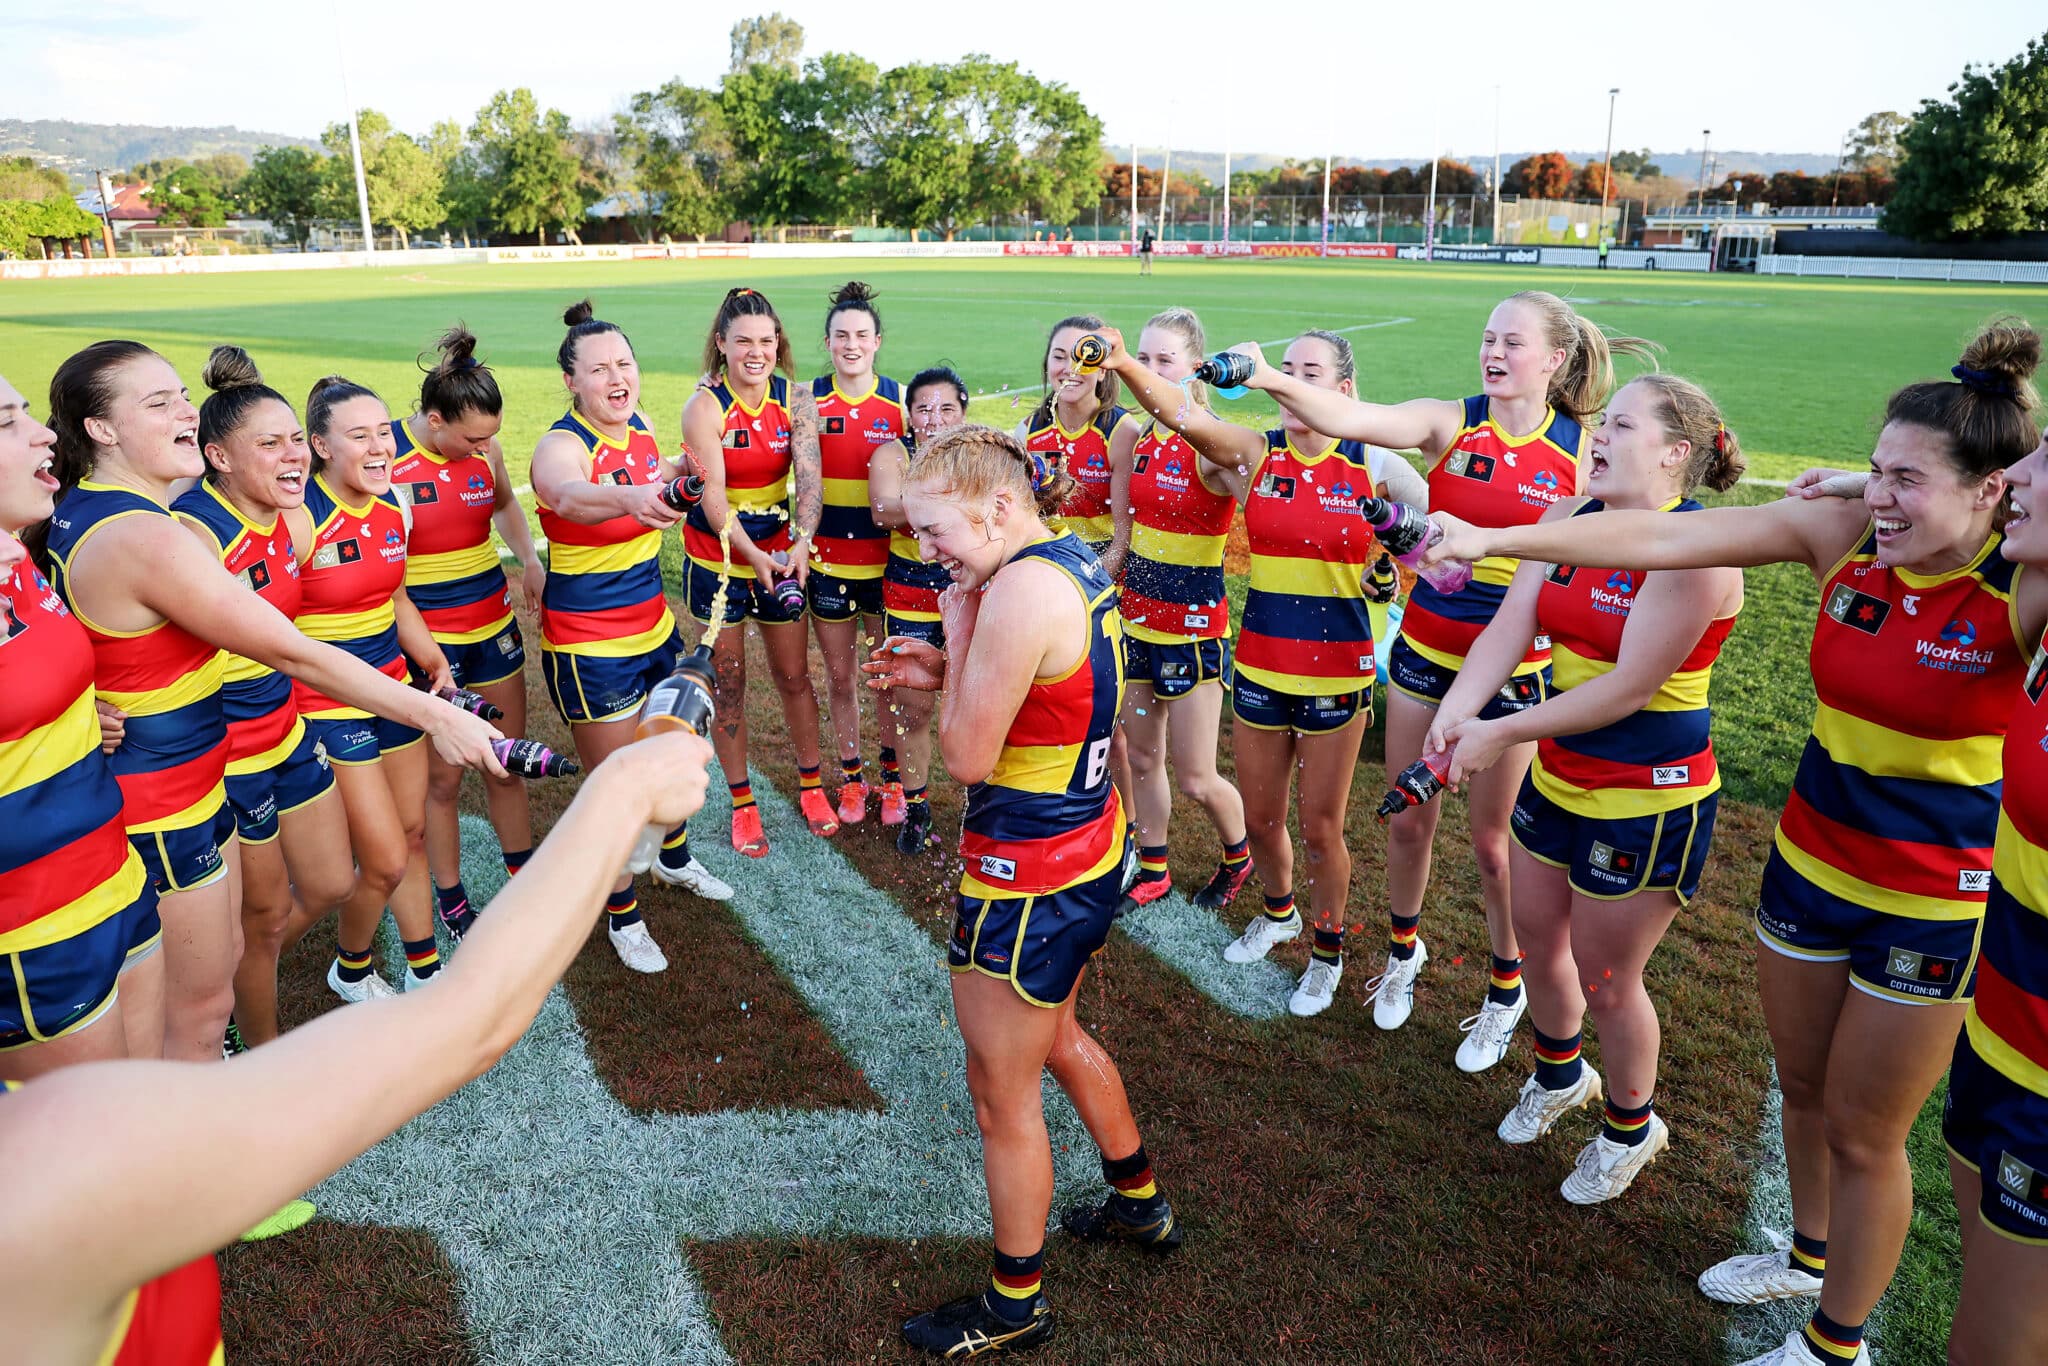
[13,2,2044,162]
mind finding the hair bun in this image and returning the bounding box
[563,299,596,328]
[830,280,876,306]
[202,344,263,394]
[1957,318,2042,402]
[437,324,480,371]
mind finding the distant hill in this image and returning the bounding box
[1133,148,1839,184]
[0,120,318,184]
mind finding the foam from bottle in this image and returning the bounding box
[698,507,739,652]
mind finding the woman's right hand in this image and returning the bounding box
[609,729,715,829]
[1420,511,1488,567]
[862,637,946,692]
[1231,341,1277,387]
[629,483,685,530]
[422,700,506,776]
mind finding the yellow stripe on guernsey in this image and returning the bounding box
[1549,643,1716,711]
[0,690,101,798]
[297,601,396,646]
[1130,523,1227,570]
[547,532,661,582]
[0,852,146,956]
[1964,812,2048,1092]
[986,743,1084,794]
[227,720,305,779]
[95,652,225,718]
[132,782,232,838]
[405,542,500,584]
[1812,700,2004,787]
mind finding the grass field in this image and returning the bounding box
[3,257,2037,1363]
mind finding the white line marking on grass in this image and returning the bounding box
[324,768,1284,1361]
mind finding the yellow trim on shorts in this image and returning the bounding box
[2,953,117,1048]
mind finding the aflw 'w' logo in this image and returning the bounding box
[317,785,1293,1361]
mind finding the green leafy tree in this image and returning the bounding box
[869,57,1101,237]
[0,196,105,257]
[425,121,492,244]
[1884,34,2048,241]
[729,12,803,74]
[720,52,878,227]
[469,88,586,244]
[617,81,735,241]
[320,110,446,246]
[241,145,328,246]
[151,164,228,227]
[1611,148,1661,178]
[1848,110,1909,173]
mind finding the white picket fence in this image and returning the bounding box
[1759,255,2048,284]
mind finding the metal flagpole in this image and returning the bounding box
[1423,115,1440,261]
[1223,132,1232,246]
[1321,151,1332,257]
[1160,145,1172,241]
[1491,85,1502,245]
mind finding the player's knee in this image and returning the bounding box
[427,764,464,804]
[1470,830,1514,885]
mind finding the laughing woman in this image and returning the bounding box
[27,342,500,1061]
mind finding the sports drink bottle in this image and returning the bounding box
[1357,497,1473,594]
[493,738,579,779]
[624,645,720,874]
[1376,745,1458,823]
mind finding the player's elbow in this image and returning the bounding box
[939,732,993,786]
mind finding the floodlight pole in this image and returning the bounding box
[1423,115,1440,261]
[1695,130,1711,214]
[1222,132,1232,246]
[333,3,375,253]
[1491,85,1502,245]
[1130,142,1139,247]
[1161,145,1172,241]
[1320,151,1332,257]
[1829,128,1848,211]
[1598,87,1619,249]
[93,169,117,257]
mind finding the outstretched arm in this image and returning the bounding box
[684,389,776,582]
[530,429,674,530]
[1102,417,1137,578]
[0,731,713,1362]
[1095,328,1266,471]
[1426,489,1870,581]
[1238,342,1465,455]
[113,517,504,774]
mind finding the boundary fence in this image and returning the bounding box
[3,238,2039,283]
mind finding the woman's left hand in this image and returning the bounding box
[95,699,127,754]
[938,583,980,644]
[1443,717,1512,789]
[518,557,546,613]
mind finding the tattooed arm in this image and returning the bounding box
[788,386,823,588]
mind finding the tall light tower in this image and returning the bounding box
[333,1,375,253]
[1598,87,1619,249]
[1695,129,1712,214]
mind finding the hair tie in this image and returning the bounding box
[456,355,480,372]
[1713,424,1727,455]
[1953,364,2017,398]
[1024,449,1051,491]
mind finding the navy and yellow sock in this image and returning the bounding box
[1533,1027,1583,1090]
[334,944,374,984]
[1311,927,1343,965]
[798,764,822,792]
[433,881,469,919]
[905,784,929,812]
[1220,834,1250,872]
[1263,891,1297,924]
[1791,1230,1827,1279]
[1603,1097,1654,1147]
[403,936,441,981]
[659,824,689,866]
[840,756,864,784]
[502,847,532,877]
[729,780,756,812]
[985,1247,1044,1323]
[606,887,641,932]
[1802,1307,1865,1363]
[1488,953,1524,1006]
[879,746,900,785]
[1102,1145,1164,1214]
[1133,844,1169,887]
[1388,911,1420,961]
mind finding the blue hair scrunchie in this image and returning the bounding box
[1953,363,2017,398]
[1024,449,1052,491]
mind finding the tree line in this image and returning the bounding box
[33,19,2046,249]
